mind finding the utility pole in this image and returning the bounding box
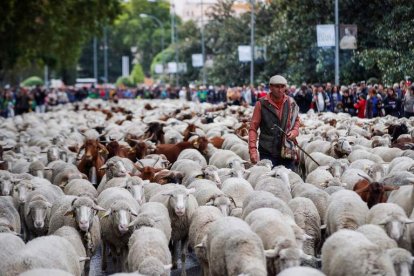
[93,37,98,83]
[171,1,179,87]
[335,0,339,85]
[250,0,255,86]
[104,27,108,84]
[201,0,206,85]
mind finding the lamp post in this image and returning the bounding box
[250,0,255,86]
[200,0,206,85]
[139,13,165,57]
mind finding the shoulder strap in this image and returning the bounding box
[280,99,290,131]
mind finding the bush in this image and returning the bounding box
[21,76,43,87]
[130,63,145,84]
[116,76,134,87]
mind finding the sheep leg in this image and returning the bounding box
[180,238,188,276]
[172,240,179,269]
[101,241,107,272]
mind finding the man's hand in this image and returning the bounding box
[250,151,258,164]
[286,131,298,141]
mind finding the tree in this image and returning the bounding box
[130,63,145,84]
[0,0,120,84]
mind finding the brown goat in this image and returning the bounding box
[209,136,224,149]
[77,139,108,184]
[154,136,209,163]
[183,124,197,141]
[353,178,399,208]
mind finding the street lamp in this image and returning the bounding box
[250,0,255,86]
[139,13,165,55]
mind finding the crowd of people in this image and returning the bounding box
[1,79,414,119]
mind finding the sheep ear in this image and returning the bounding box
[205,200,214,206]
[102,209,111,218]
[130,209,138,217]
[303,233,313,241]
[99,164,107,171]
[403,218,414,224]
[92,205,106,212]
[161,191,174,197]
[265,171,275,177]
[186,188,195,195]
[264,249,277,258]
[320,224,327,230]
[46,202,53,208]
[164,264,173,271]
[79,257,90,262]
[300,250,314,261]
[64,208,75,217]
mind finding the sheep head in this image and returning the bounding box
[162,187,195,217]
[64,196,105,232]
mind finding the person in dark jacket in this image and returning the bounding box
[294,84,313,113]
[249,75,300,169]
[341,88,355,116]
[383,87,401,117]
[33,85,47,113]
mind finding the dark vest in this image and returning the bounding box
[258,98,289,157]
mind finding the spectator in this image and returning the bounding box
[329,85,342,112]
[354,94,366,118]
[33,85,47,113]
[294,84,312,113]
[312,84,330,112]
[383,87,401,117]
[14,88,31,115]
[365,88,381,118]
[341,88,355,116]
[403,86,414,118]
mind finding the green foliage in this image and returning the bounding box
[130,63,145,84]
[116,76,134,87]
[20,76,43,87]
[0,0,120,83]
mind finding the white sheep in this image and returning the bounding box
[288,197,321,257]
[371,146,403,162]
[0,196,21,234]
[221,177,253,217]
[53,226,88,273]
[348,159,375,173]
[19,268,74,276]
[2,235,82,276]
[387,156,414,174]
[63,179,98,199]
[202,216,267,276]
[387,247,413,276]
[321,229,395,276]
[129,202,172,241]
[189,206,223,276]
[245,208,312,275]
[242,190,293,219]
[387,183,414,216]
[367,203,413,250]
[176,149,207,167]
[48,195,103,261]
[192,184,231,216]
[305,168,334,189]
[356,224,398,250]
[0,233,25,272]
[127,227,172,275]
[98,187,140,272]
[254,176,292,203]
[277,267,326,276]
[348,149,384,163]
[208,149,243,169]
[292,183,330,225]
[340,168,370,189]
[325,190,368,236]
[149,185,198,275]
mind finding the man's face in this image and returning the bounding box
[269,84,286,99]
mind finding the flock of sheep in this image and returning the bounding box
[1,98,414,276]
